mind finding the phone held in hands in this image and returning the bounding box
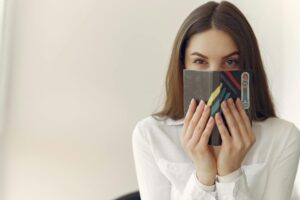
[183,69,252,146]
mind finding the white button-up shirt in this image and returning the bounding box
[132,116,300,200]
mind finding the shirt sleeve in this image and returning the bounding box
[217,168,243,183]
[215,167,253,200]
[214,123,300,200]
[193,170,216,192]
[132,122,217,200]
[132,122,171,200]
[260,124,300,200]
[181,169,217,199]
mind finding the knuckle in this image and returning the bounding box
[201,131,209,139]
[252,136,256,144]
[231,122,239,130]
[251,134,256,142]
[190,118,198,127]
[183,118,189,125]
[235,142,244,150]
[244,141,252,148]
[185,142,195,152]
[224,142,232,151]
[194,123,202,132]
[248,134,256,145]
[181,136,188,145]
[195,145,206,154]
[224,145,232,152]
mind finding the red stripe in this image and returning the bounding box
[225,71,241,90]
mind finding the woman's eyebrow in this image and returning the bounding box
[222,51,239,58]
[190,51,239,59]
[190,52,208,59]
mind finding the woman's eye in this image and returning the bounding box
[193,59,206,64]
[225,59,239,68]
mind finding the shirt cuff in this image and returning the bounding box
[182,169,217,199]
[215,168,249,199]
[216,168,242,183]
[193,170,216,192]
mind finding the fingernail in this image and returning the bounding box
[237,98,243,108]
[215,113,222,123]
[190,98,194,104]
[189,98,194,107]
[199,100,204,106]
[205,105,209,111]
[228,98,233,103]
[222,101,227,106]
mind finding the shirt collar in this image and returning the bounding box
[164,117,184,125]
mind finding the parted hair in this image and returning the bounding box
[151,1,276,121]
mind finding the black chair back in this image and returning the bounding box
[114,191,140,200]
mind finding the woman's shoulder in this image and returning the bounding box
[133,115,182,129]
[253,116,300,145]
[243,117,300,165]
[135,115,160,125]
[258,116,296,126]
[132,115,164,137]
[133,115,163,131]
[255,116,299,133]
[132,115,189,162]
[132,115,182,142]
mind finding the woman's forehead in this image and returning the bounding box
[186,29,238,58]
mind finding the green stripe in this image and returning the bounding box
[224,92,231,100]
[211,98,220,117]
[220,87,227,101]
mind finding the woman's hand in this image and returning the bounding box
[181,99,217,185]
[214,97,256,176]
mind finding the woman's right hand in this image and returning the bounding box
[181,98,217,186]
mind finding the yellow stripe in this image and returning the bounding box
[207,83,223,106]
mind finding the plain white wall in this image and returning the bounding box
[0,0,299,199]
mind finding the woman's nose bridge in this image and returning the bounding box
[209,60,222,71]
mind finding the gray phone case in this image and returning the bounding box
[183,69,252,146]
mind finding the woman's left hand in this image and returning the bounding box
[214,97,256,176]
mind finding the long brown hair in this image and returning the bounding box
[151,1,276,121]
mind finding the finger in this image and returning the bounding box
[189,104,211,145]
[236,98,255,143]
[183,99,197,137]
[184,100,205,141]
[236,98,252,133]
[214,112,231,144]
[198,116,215,147]
[221,99,241,141]
[227,98,248,142]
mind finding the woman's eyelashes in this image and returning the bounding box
[193,59,207,64]
[225,58,240,68]
[192,58,240,68]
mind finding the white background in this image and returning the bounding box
[0,0,299,199]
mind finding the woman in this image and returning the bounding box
[132,1,300,199]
